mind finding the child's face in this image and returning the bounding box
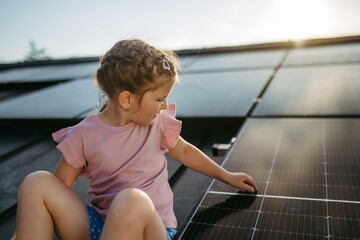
[130,80,175,126]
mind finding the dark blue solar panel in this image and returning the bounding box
[0,130,43,158]
[0,62,99,83]
[168,70,272,117]
[184,49,285,73]
[252,64,360,116]
[178,118,360,239]
[0,78,99,119]
[284,43,360,66]
[27,62,99,82]
[0,65,60,83]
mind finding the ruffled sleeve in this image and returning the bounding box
[160,104,182,149]
[52,127,87,170]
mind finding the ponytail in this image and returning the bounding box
[99,100,109,113]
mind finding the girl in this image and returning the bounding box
[14,39,257,240]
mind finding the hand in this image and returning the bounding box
[223,172,258,193]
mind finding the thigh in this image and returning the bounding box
[17,171,90,240]
[43,172,90,240]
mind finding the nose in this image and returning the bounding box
[161,99,168,110]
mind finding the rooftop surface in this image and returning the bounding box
[0,36,359,239]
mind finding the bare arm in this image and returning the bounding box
[167,136,258,193]
[54,156,82,188]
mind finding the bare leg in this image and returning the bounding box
[15,171,90,240]
[100,188,167,240]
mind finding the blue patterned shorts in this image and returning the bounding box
[87,205,176,240]
[166,228,177,239]
[87,206,104,240]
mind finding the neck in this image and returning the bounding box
[98,100,130,127]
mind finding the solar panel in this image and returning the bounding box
[0,90,17,101]
[179,55,199,70]
[24,62,99,82]
[0,65,60,84]
[81,69,272,118]
[0,62,99,84]
[252,64,360,116]
[184,49,285,73]
[284,43,360,66]
[177,118,360,239]
[0,137,60,214]
[0,129,44,157]
[0,78,99,119]
[167,70,272,117]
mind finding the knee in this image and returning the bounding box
[110,188,155,220]
[18,171,54,199]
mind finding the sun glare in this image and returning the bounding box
[271,0,334,40]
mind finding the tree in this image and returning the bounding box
[24,40,51,61]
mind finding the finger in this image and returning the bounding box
[241,182,255,193]
[245,176,258,191]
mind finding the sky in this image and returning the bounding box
[0,0,359,63]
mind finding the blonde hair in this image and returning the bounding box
[95,39,179,112]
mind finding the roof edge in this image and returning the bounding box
[176,35,360,56]
[0,57,100,71]
[1,35,359,70]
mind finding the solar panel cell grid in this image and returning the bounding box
[328,202,360,239]
[258,198,327,235]
[328,185,360,202]
[178,119,360,239]
[181,194,260,239]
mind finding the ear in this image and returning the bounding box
[118,91,132,111]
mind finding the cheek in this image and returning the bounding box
[141,102,160,116]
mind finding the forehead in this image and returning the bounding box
[150,80,175,96]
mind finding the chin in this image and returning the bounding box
[140,119,155,126]
[147,119,156,125]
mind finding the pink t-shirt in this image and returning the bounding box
[52,104,181,228]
